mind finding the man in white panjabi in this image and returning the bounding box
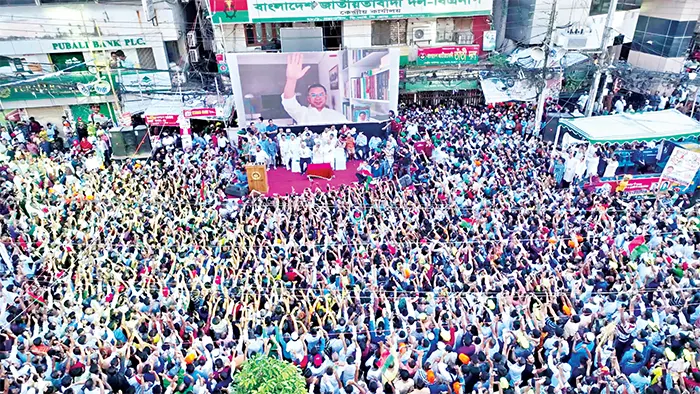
[290,134,301,172]
[279,131,292,170]
[281,53,348,125]
[254,145,271,168]
[312,141,323,164]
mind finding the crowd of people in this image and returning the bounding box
[0,100,699,394]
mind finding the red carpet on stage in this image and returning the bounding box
[265,161,360,196]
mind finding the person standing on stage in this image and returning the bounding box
[299,139,312,174]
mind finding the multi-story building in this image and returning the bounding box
[627,0,699,73]
[207,0,493,52]
[205,0,495,105]
[503,0,641,54]
[0,0,190,126]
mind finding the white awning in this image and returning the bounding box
[560,109,700,144]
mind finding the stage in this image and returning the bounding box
[264,161,361,196]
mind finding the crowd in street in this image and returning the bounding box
[0,100,700,394]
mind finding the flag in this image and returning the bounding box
[626,235,648,261]
[460,217,476,230]
[27,289,46,305]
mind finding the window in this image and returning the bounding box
[137,48,156,69]
[164,41,181,66]
[371,20,407,46]
[49,52,87,72]
[590,0,641,16]
[0,0,35,5]
[436,18,455,43]
[244,23,292,46]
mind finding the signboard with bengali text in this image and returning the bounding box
[183,108,219,118]
[145,114,180,126]
[210,0,492,23]
[416,45,480,66]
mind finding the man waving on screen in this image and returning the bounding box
[281,53,348,125]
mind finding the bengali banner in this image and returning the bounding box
[183,108,219,118]
[145,114,180,127]
[246,0,491,22]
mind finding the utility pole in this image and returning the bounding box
[585,0,618,116]
[533,0,558,137]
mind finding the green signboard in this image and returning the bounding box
[49,53,88,72]
[209,0,492,23]
[416,45,480,66]
[0,70,170,102]
[400,78,479,92]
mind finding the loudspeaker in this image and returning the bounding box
[225,184,249,197]
[134,125,152,154]
[109,129,127,157]
[399,174,412,189]
[542,113,575,144]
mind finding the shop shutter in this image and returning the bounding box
[26,106,67,128]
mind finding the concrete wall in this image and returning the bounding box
[342,20,372,48]
[0,2,185,71]
[0,3,184,41]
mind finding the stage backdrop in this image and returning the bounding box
[227,49,400,128]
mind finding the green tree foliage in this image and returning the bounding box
[233,355,307,394]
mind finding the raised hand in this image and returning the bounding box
[286,53,310,82]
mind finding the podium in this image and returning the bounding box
[246,165,269,194]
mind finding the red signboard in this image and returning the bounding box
[183,108,218,118]
[145,114,180,126]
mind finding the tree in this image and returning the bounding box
[233,355,307,394]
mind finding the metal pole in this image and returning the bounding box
[533,0,558,137]
[585,0,619,116]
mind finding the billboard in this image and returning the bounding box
[228,49,400,127]
[210,0,492,23]
[661,148,700,186]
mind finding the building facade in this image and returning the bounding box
[628,0,699,73]
[503,0,641,53]
[0,0,189,126]
[207,0,494,66]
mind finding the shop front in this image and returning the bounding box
[0,71,117,128]
[399,76,482,107]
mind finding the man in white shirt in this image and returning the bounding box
[254,145,270,167]
[562,153,579,188]
[281,53,348,125]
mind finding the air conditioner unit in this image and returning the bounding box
[187,31,198,48]
[188,48,200,63]
[454,31,474,45]
[411,25,433,42]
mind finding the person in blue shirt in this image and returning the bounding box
[265,119,279,137]
[255,116,266,134]
[569,332,596,370]
[629,367,651,392]
[620,348,650,375]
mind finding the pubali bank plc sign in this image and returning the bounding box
[51,38,148,52]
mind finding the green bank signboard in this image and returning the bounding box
[0,70,170,102]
